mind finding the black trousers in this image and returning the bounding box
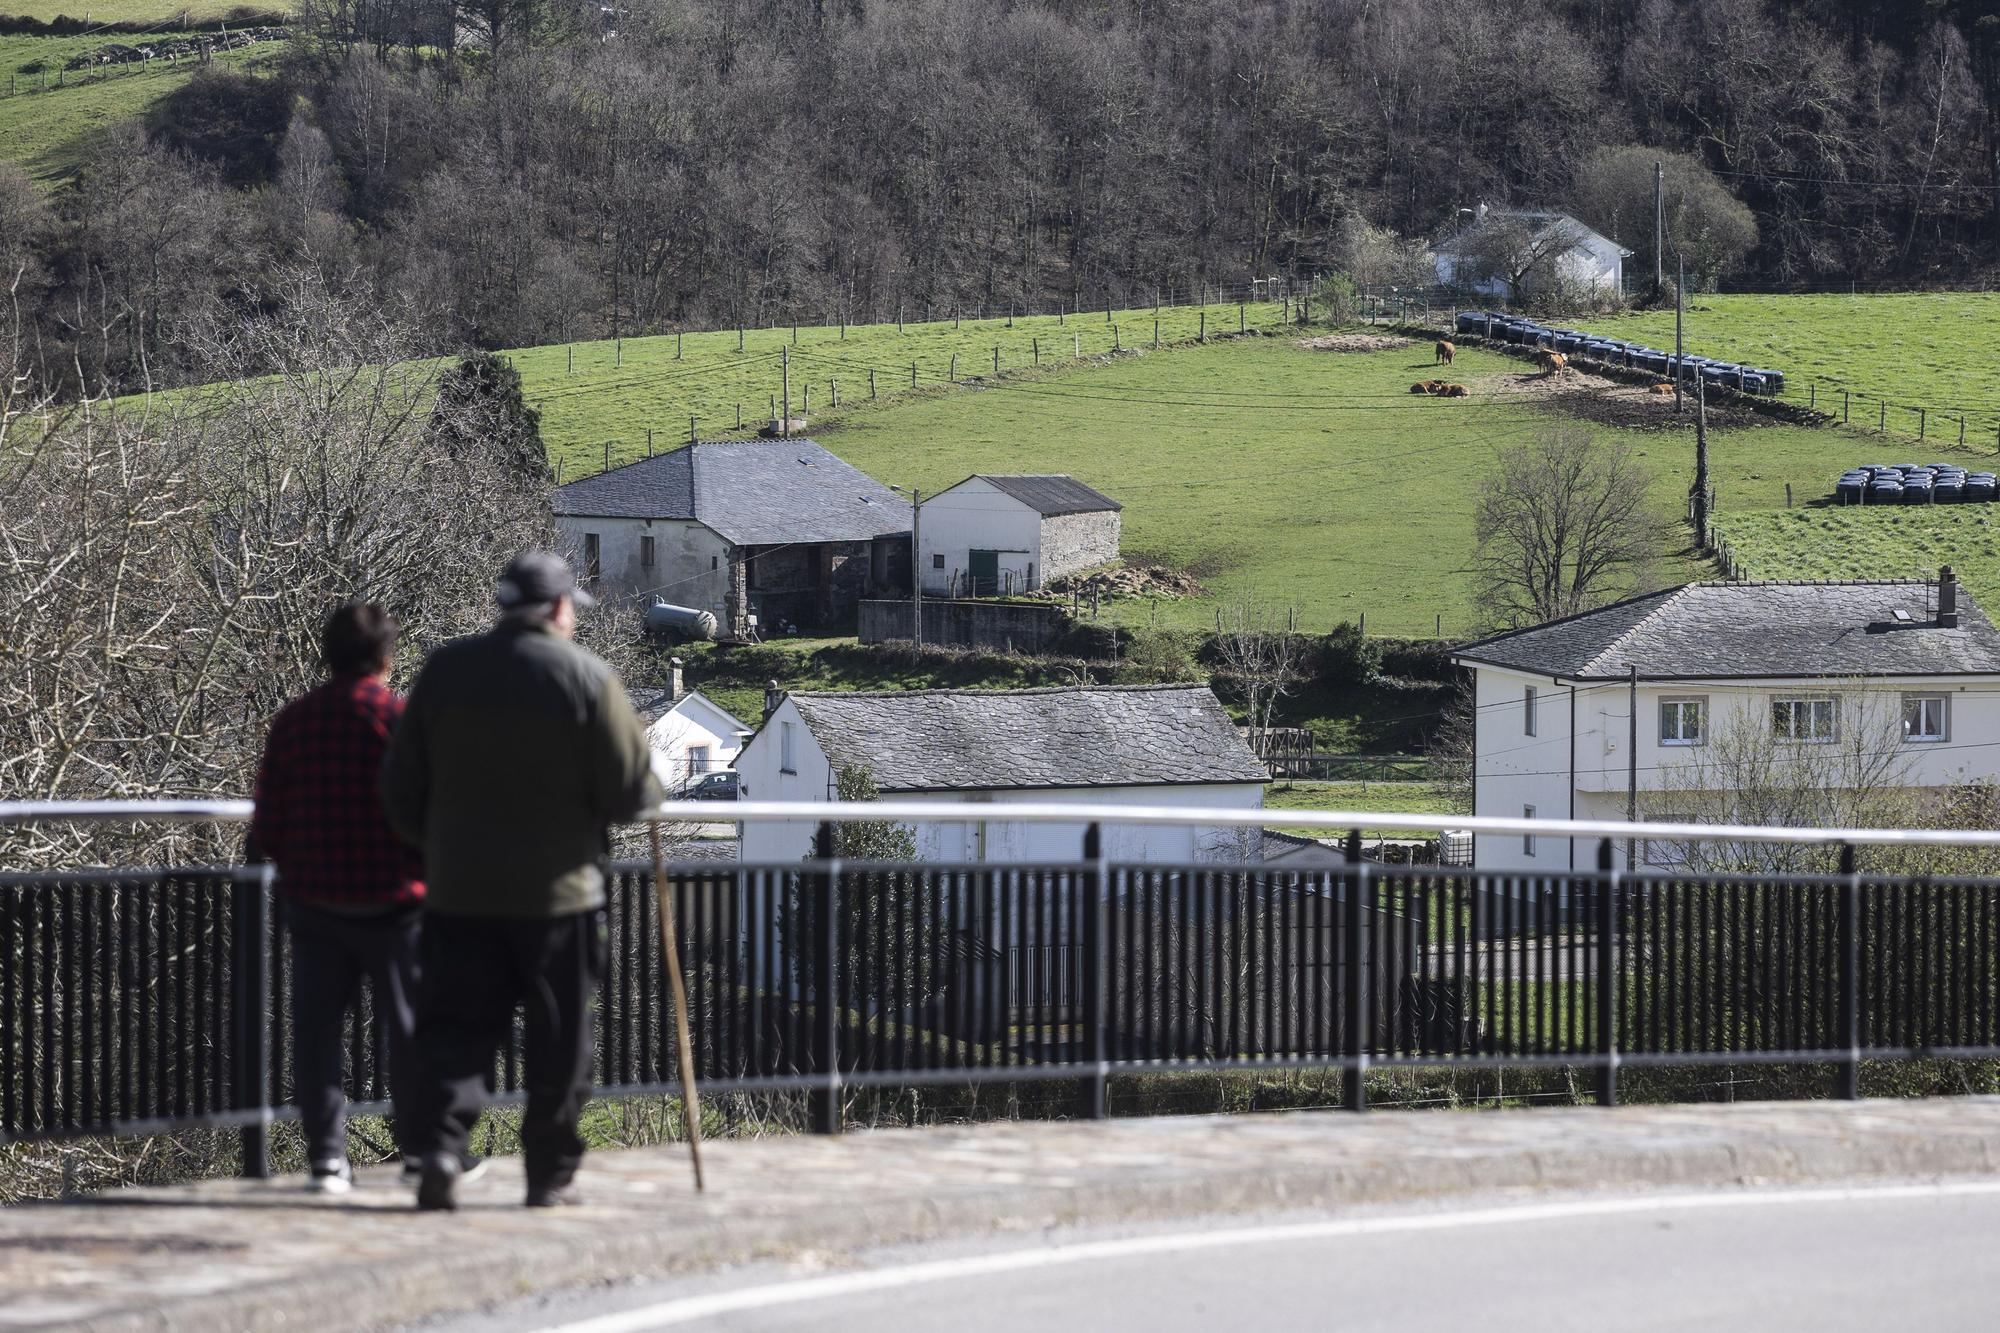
[284,900,423,1166]
[414,910,605,1189]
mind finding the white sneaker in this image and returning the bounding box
[307,1159,353,1195]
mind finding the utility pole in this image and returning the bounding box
[1691,375,1710,552]
[781,344,791,437]
[1673,254,1685,415]
[909,489,924,649]
[1654,160,1664,293]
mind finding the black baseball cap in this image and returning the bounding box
[496,550,595,611]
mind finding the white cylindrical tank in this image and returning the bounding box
[644,599,719,640]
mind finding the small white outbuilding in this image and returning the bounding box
[918,474,1120,597]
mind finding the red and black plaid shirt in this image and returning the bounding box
[249,674,425,907]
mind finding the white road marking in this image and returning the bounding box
[540,1180,2000,1332]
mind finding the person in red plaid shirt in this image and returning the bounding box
[250,602,479,1194]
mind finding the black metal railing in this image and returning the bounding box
[7,828,2000,1174]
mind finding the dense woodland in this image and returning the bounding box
[3,0,2000,394]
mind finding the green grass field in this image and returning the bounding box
[1598,292,2000,440]
[0,1,279,22]
[1714,505,2000,607]
[0,32,275,183]
[513,302,1976,635]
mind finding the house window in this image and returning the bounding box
[582,533,601,587]
[1522,804,1536,856]
[1772,695,1838,743]
[780,721,796,774]
[1660,697,1707,747]
[711,555,719,571]
[640,535,656,570]
[1524,686,1538,737]
[1903,693,1948,743]
[932,553,945,570]
[688,744,711,776]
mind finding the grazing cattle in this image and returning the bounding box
[1410,381,1434,394]
[1438,383,1468,397]
[1435,340,1455,366]
[1647,382,1674,396]
[1535,350,1567,378]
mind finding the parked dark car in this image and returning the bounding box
[682,770,740,801]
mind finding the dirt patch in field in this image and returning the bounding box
[1044,560,1207,600]
[1297,333,1413,353]
[1471,366,1782,430]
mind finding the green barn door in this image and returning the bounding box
[968,549,999,595]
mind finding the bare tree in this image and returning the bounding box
[1455,213,1583,300]
[1471,426,1661,632]
[1212,597,1307,746]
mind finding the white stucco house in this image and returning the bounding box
[1452,570,2000,872]
[918,475,1121,597]
[735,683,1268,863]
[628,665,752,792]
[1435,205,1631,299]
[553,438,909,636]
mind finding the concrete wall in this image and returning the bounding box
[1470,664,1580,873]
[556,516,731,614]
[918,479,1039,595]
[1039,509,1120,581]
[858,599,1062,652]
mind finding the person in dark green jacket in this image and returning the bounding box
[383,550,661,1211]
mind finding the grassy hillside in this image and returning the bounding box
[514,300,1294,480]
[1597,292,2000,440]
[1714,506,2000,604]
[0,32,275,182]
[0,1,274,20]
[514,301,1991,635]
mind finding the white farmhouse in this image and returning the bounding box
[627,662,752,792]
[552,438,909,635]
[1452,571,2000,872]
[1435,205,1631,299]
[918,475,1120,597]
[735,683,1267,863]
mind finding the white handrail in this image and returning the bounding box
[4,795,1999,849]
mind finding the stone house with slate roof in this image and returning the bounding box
[736,683,1267,863]
[1451,570,2000,872]
[918,475,1120,597]
[552,439,909,635]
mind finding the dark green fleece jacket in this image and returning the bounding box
[381,618,660,917]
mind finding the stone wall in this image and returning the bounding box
[1039,510,1120,581]
[859,598,1063,652]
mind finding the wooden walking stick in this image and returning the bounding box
[648,819,706,1191]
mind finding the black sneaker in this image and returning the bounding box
[404,1152,487,1188]
[524,1180,582,1208]
[415,1153,461,1212]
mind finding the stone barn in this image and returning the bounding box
[553,438,910,636]
[918,474,1121,597]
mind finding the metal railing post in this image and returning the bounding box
[232,865,273,1178]
[1081,822,1108,1120]
[1595,839,1619,1108]
[1343,829,1368,1112]
[1836,842,1862,1100]
[810,822,842,1135]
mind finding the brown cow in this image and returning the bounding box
[1410,381,1433,394]
[1535,349,1567,378]
[1438,383,1469,397]
[1435,340,1455,366]
[1647,382,1674,396]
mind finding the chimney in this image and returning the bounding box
[763,678,783,720]
[1939,566,1959,629]
[668,656,684,702]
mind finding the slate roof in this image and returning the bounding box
[625,687,749,733]
[1438,209,1632,258]
[972,474,1122,516]
[1454,580,2000,680]
[784,684,1267,792]
[553,439,908,545]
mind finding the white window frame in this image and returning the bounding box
[1772,695,1839,744]
[1901,693,1949,744]
[779,721,797,774]
[1659,696,1707,747]
[1524,685,1538,737]
[1522,804,1536,856]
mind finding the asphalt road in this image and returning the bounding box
[427,1181,2000,1333]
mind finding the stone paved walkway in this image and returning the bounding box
[6,1098,1999,1331]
